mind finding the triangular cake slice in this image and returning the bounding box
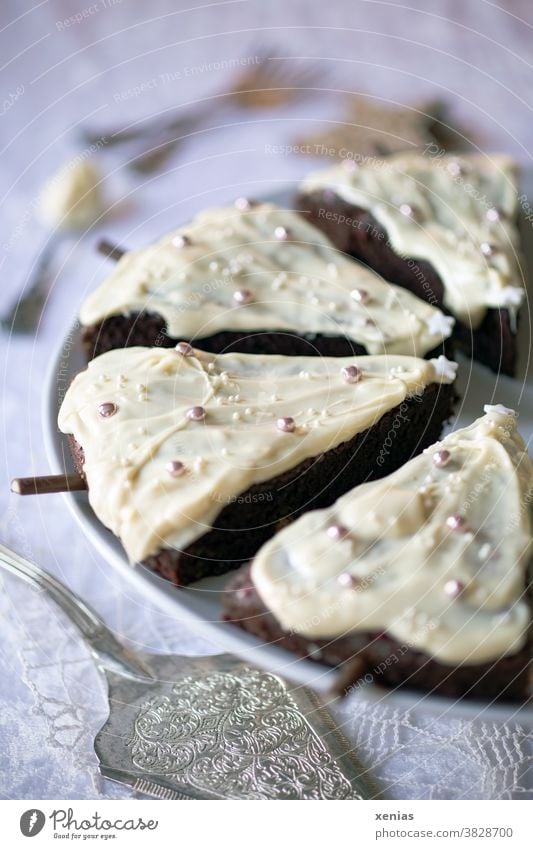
[223,405,532,700]
[80,202,454,361]
[299,153,525,375]
[58,346,456,585]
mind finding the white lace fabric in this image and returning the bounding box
[1,524,531,800]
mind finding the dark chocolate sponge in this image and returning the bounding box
[297,190,519,376]
[81,314,452,363]
[70,382,455,586]
[222,564,531,702]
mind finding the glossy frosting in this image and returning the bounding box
[39,159,103,230]
[79,202,453,357]
[301,153,524,328]
[57,346,456,563]
[253,407,532,664]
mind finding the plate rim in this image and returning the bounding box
[40,192,533,720]
[43,321,533,722]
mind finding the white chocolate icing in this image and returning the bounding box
[57,346,455,564]
[252,408,533,664]
[301,153,524,328]
[483,403,517,417]
[39,159,103,230]
[79,203,453,357]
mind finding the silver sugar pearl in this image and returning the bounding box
[274,226,289,241]
[341,365,362,384]
[486,207,500,222]
[276,416,296,433]
[399,203,415,218]
[234,197,251,211]
[172,234,191,248]
[337,572,360,588]
[166,460,186,477]
[341,158,358,171]
[233,288,254,305]
[447,160,463,177]
[175,341,193,356]
[446,514,467,531]
[444,579,465,598]
[351,288,369,304]
[327,524,350,540]
[186,406,206,422]
[480,242,496,257]
[98,402,117,418]
[433,449,451,468]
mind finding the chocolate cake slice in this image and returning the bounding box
[223,405,532,700]
[57,346,456,586]
[80,202,454,361]
[298,153,525,375]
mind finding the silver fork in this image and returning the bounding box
[0,542,375,800]
[84,50,321,173]
[0,238,60,334]
[0,541,151,679]
[84,48,320,147]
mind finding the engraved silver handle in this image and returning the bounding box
[0,542,152,678]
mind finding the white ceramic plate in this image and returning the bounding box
[42,186,533,721]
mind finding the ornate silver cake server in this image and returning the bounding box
[0,542,376,800]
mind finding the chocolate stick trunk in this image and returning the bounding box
[11,474,87,495]
[96,239,126,261]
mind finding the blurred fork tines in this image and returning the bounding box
[229,49,321,108]
[82,48,321,149]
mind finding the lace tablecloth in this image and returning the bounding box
[1,0,532,800]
